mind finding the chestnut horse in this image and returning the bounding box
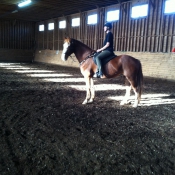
[61,37,143,107]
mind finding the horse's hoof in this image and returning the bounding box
[132,104,138,108]
[88,99,93,103]
[120,101,127,105]
[82,100,88,105]
[132,100,139,108]
[120,102,124,106]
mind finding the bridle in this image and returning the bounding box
[64,39,96,66]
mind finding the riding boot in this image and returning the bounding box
[93,72,100,78]
[100,75,105,78]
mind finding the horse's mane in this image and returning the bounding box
[71,38,93,51]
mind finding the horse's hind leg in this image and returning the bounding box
[120,85,131,105]
[131,86,141,108]
[124,77,140,108]
[130,80,140,108]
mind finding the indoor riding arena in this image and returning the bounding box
[0,0,175,175]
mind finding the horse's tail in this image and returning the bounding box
[137,61,143,98]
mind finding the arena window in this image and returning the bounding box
[87,14,97,25]
[59,20,66,29]
[131,4,148,18]
[107,10,119,21]
[48,23,54,30]
[72,18,80,27]
[164,0,175,14]
[39,24,44,31]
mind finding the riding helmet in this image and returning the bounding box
[104,22,112,29]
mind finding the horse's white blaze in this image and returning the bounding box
[61,42,69,61]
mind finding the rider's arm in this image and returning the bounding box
[97,42,110,52]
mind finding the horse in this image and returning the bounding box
[61,37,143,108]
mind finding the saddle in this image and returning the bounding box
[93,53,116,66]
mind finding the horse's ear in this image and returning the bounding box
[65,36,71,43]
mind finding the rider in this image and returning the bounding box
[93,22,114,78]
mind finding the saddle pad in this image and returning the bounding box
[93,54,116,66]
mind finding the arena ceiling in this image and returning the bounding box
[0,0,130,22]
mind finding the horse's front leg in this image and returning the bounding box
[82,77,95,104]
[88,78,95,103]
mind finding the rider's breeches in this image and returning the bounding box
[95,50,113,75]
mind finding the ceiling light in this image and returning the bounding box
[18,0,32,7]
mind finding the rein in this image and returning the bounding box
[79,51,97,66]
[69,55,76,62]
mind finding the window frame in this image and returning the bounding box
[106,9,120,22]
[87,10,98,25]
[39,24,44,31]
[59,20,66,29]
[131,4,148,19]
[164,0,175,14]
[48,22,54,30]
[71,17,80,27]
